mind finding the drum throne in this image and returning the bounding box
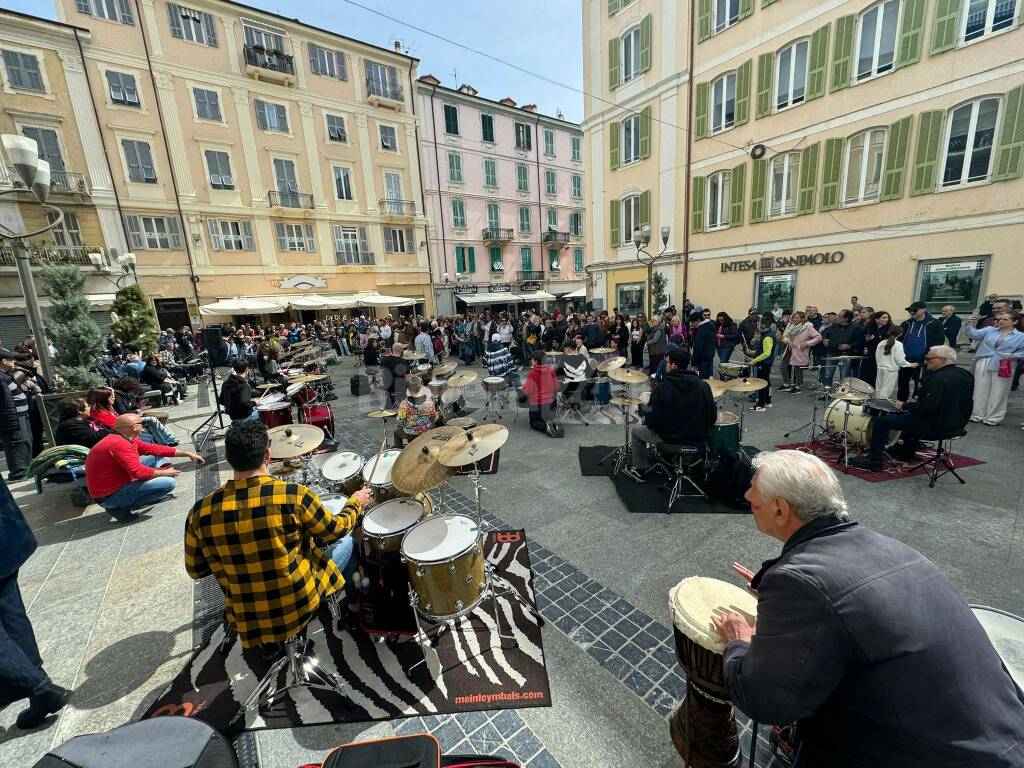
[655,443,711,512]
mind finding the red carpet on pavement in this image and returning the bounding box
[774,442,986,483]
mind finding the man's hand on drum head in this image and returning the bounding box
[731,562,758,596]
[712,611,756,644]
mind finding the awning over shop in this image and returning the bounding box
[514,291,557,302]
[199,298,286,315]
[560,287,587,299]
[280,294,359,310]
[454,292,523,305]
[355,292,416,307]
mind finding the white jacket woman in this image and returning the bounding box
[874,330,914,401]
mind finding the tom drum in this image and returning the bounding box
[402,514,486,621]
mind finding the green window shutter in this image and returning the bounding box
[819,137,845,211]
[993,85,1024,181]
[695,82,709,140]
[880,116,913,200]
[639,15,652,73]
[691,176,706,234]
[610,200,620,246]
[639,190,651,229]
[609,120,621,170]
[895,0,926,69]
[468,246,476,272]
[739,0,753,20]
[734,60,752,126]
[698,0,712,41]
[456,246,466,273]
[730,162,746,226]
[756,52,774,119]
[830,15,856,93]
[639,106,652,159]
[806,23,830,101]
[797,142,820,214]
[911,110,945,196]
[750,156,767,223]
[931,0,963,55]
[608,0,619,14]
[762,0,778,6]
[608,38,620,90]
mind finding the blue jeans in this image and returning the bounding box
[717,345,735,363]
[232,410,259,423]
[504,371,522,388]
[142,416,176,445]
[99,455,176,512]
[696,361,713,380]
[825,358,853,386]
[324,535,358,609]
[0,573,46,706]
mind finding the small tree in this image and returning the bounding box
[651,270,669,314]
[41,266,104,390]
[112,283,159,354]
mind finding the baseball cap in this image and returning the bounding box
[491,333,501,342]
[0,351,17,360]
[905,301,927,312]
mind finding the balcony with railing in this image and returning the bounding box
[482,227,514,243]
[366,78,403,108]
[378,199,416,218]
[542,230,570,245]
[244,45,296,84]
[0,244,101,268]
[5,167,90,195]
[336,249,375,266]
[268,190,314,209]
[519,270,545,282]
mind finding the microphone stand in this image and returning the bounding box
[191,350,226,452]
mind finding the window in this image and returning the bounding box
[915,257,987,313]
[1,50,44,92]
[325,114,347,142]
[452,198,466,228]
[166,3,217,46]
[443,104,460,135]
[254,99,288,132]
[106,71,139,107]
[941,97,1000,188]
[516,164,529,192]
[21,127,64,171]
[207,219,255,251]
[383,172,403,202]
[308,43,346,79]
[572,174,583,199]
[379,124,398,151]
[844,128,886,204]
[706,170,731,229]
[204,150,233,190]
[124,214,183,249]
[856,0,899,81]
[520,246,533,272]
[365,60,400,100]
[544,129,555,156]
[621,26,642,82]
[273,157,299,203]
[714,0,740,33]
[519,206,531,232]
[121,139,157,183]
[455,245,476,273]
[274,222,316,252]
[514,122,532,151]
[573,248,584,272]
[490,246,504,271]
[193,87,221,121]
[484,158,497,187]
[768,152,800,217]
[334,225,371,264]
[622,114,641,164]
[76,0,134,25]
[547,209,558,230]
[244,25,284,53]
[384,227,415,254]
[333,166,353,200]
[710,72,736,134]
[545,169,557,195]
[448,152,463,183]
[47,211,84,250]
[570,211,583,236]
[548,248,560,271]
[620,195,640,245]
[776,40,808,110]
[571,135,582,161]
[963,0,1018,43]
[481,113,495,143]
[486,203,500,230]
[618,283,644,315]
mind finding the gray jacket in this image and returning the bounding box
[647,323,667,355]
[723,519,1024,767]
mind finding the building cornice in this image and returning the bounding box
[415,82,583,132]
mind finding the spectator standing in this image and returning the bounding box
[964,311,1024,426]
[898,302,944,401]
[940,305,962,348]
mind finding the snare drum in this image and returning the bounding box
[669,577,758,767]
[361,496,433,555]
[414,363,433,382]
[319,451,364,496]
[428,379,446,398]
[710,411,741,458]
[362,449,403,502]
[321,494,350,516]
[835,377,874,403]
[286,381,315,406]
[718,362,747,382]
[483,376,507,394]
[862,397,901,418]
[825,398,900,450]
[402,514,486,620]
[257,401,293,429]
[259,391,285,407]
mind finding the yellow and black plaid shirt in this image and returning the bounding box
[184,475,361,648]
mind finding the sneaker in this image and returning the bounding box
[622,466,647,483]
[788,387,801,393]
[849,456,883,472]
[983,420,999,426]
[15,681,71,729]
[969,416,983,423]
[106,507,139,524]
[751,405,768,412]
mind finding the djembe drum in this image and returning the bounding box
[669,577,758,768]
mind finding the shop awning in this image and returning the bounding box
[514,291,557,302]
[281,293,359,310]
[560,287,587,299]
[199,298,286,315]
[356,292,416,307]
[454,292,523,305]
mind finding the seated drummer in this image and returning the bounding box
[380,342,411,408]
[185,421,372,645]
[711,450,1024,766]
[219,359,258,422]
[624,347,715,483]
[558,339,593,404]
[484,333,521,387]
[394,375,438,447]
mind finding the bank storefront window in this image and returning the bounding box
[915,257,987,314]
[755,271,796,312]
[618,283,645,315]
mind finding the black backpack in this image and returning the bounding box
[319,734,519,768]
[706,445,759,508]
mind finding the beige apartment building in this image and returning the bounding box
[584,0,1024,319]
[50,0,432,327]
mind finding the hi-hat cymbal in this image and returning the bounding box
[268,423,324,459]
[392,426,460,493]
[707,379,729,399]
[403,350,426,360]
[367,409,398,418]
[597,355,626,372]
[725,377,769,392]
[610,395,644,407]
[608,367,650,385]
[437,423,509,467]
[446,370,478,388]
[432,361,458,377]
[590,347,614,354]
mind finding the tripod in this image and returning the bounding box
[599,401,634,476]
[191,351,227,452]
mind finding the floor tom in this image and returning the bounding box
[711,411,741,458]
[402,514,486,620]
[257,401,293,429]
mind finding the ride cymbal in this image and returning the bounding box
[597,356,626,372]
[610,396,644,406]
[608,368,650,385]
[367,409,399,418]
[267,424,324,459]
[437,423,509,468]
[432,361,458,376]
[706,379,729,399]
[590,347,614,354]
[724,377,769,392]
[446,370,479,388]
[392,426,460,494]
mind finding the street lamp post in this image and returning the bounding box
[634,224,671,319]
[89,250,138,288]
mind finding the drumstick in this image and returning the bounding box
[363,435,388,491]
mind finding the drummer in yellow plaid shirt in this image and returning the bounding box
[184,420,371,648]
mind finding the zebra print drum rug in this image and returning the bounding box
[142,530,551,734]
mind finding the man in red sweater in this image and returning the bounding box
[521,351,559,436]
[86,413,204,523]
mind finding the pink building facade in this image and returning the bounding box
[416,76,587,314]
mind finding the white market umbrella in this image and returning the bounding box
[199,298,286,315]
[356,292,416,307]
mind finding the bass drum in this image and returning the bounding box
[824,398,900,450]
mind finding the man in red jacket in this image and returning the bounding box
[520,351,559,435]
[85,413,204,522]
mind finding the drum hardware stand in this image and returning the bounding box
[784,386,831,447]
[598,401,634,476]
[192,355,228,452]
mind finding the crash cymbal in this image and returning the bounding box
[392,426,460,494]
[403,350,426,360]
[446,370,478,388]
[441,386,463,405]
[590,347,614,354]
[724,377,769,392]
[267,423,324,459]
[256,382,280,390]
[707,379,729,399]
[608,367,650,385]
[290,374,328,383]
[597,355,626,372]
[367,408,399,418]
[610,396,644,407]
[303,357,329,366]
[432,361,458,377]
[437,423,509,468]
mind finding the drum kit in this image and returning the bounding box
[255,344,337,451]
[599,366,653,476]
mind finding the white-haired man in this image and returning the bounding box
[850,344,973,471]
[712,450,1024,766]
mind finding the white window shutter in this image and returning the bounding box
[405,227,415,253]
[304,223,316,252]
[240,220,254,250]
[203,12,218,46]
[358,226,369,257]
[336,51,347,80]
[124,214,145,249]
[275,222,287,250]
[166,217,184,249]
[207,218,222,250]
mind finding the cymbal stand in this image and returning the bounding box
[783,375,832,446]
[468,467,487,528]
[378,414,393,448]
[598,401,633,476]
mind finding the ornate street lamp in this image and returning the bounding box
[89,250,138,288]
[634,224,670,318]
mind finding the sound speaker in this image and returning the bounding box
[201,327,225,366]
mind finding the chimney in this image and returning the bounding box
[393,40,402,53]
[499,97,517,107]
[457,83,478,96]
[418,73,441,86]
[521,103,537,113]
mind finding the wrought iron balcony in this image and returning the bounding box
[519,270,545,282]
[548,262,561,273]
[482,227,514,243]
[5,167,90,195]
[244,44,295,77]
[366,78,403,102]
[378,199,416,217]
[542,230,570,244]
[268,190,314,209]
[0,244,100,268]
[335,250,375,266]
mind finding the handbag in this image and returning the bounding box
[998,358,1012,378]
